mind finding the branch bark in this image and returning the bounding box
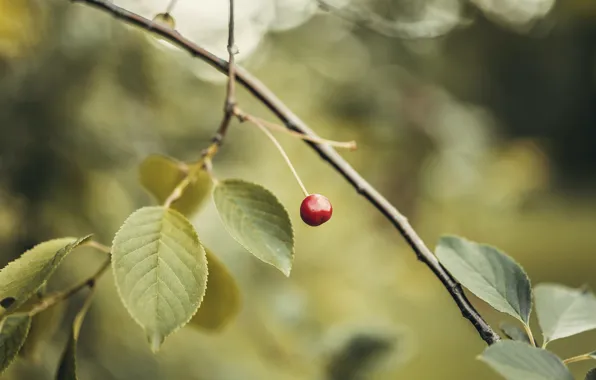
[70,0,501,345]
[211,0,236,150]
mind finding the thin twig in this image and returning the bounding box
[226,0,236,110]
[70,0,501,345]
[242,114,357,150]
[71,280,97,340]
[209,0,237,154]
[85,240,111,254]
[236,109,309,197]
[164,0,179,14]
[164,0,236,207]
[14,241,110,317]
[19,256,110,317]
[164,161,203,207]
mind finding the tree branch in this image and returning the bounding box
[209,0,237,153]
[70,0,501,345]
[20,255,110,317]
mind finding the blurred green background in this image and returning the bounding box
[2,0,596,379]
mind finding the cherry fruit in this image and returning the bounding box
[300,194,333,226]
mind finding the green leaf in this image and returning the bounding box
[139,154,212,216]
[213,179,294,276]
[56,330,77,380]
[0,315,31,373]
[586,368,596,380]
[0,236,92,315]
[534,283,596,344]
[111,206,208,351]
[19,288,65,362]
[436,236,532,324]
[479,341,573,380]
[56,289,95,380]
[189,249,241,331]
[499,322,533,345]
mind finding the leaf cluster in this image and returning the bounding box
[0,153,295,377]
[437,236,596,380]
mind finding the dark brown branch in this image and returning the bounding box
[70,0,501,345]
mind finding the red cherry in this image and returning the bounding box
[300,194,333,226]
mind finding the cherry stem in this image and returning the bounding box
[165,0,179,14]
[243,114,356,150]
[67,0,502,345]
[237,110,309,197]
[563,353,592,365]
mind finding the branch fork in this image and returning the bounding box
[71,0,500,345]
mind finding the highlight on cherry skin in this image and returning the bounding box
[300,194,333,226]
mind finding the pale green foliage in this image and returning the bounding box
[139,156,241,331]
[480,341,573,380]
[534,283,596,344]
[190,249,241,331]
[111,206,208,351]
[139,154,212,216]
[213,179,294,276]
[436,236,532,324]
[56,331,77,380]
[441,236,596,379]
[0,236,91,315]
[56,289,96,380]
[19,288,65,361]
[499,322,532,345]
[0,315,31,373]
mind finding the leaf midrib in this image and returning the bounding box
[543,291,596,341]
[452,248,524,320]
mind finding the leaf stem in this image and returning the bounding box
[563,353,592,365]
[243,115,357,150]
[204,0,237,159]
[523,324,536,347]
[163,162,204,208]
[16,243,111,318]
[165,0,237,207]
[164,0,179,14]
[85,240,111,254]
[68,0,502,345]
[235,109,309,197]
[72,280,97,339]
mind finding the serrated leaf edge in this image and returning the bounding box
[190,249,241,331]
[110,206,208,351]
[0,315,32,374]
[438,235,532,324]
[0,235,92,316]
[213,179,295,277]
[535,283,596,344]
[477,342,572,379]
